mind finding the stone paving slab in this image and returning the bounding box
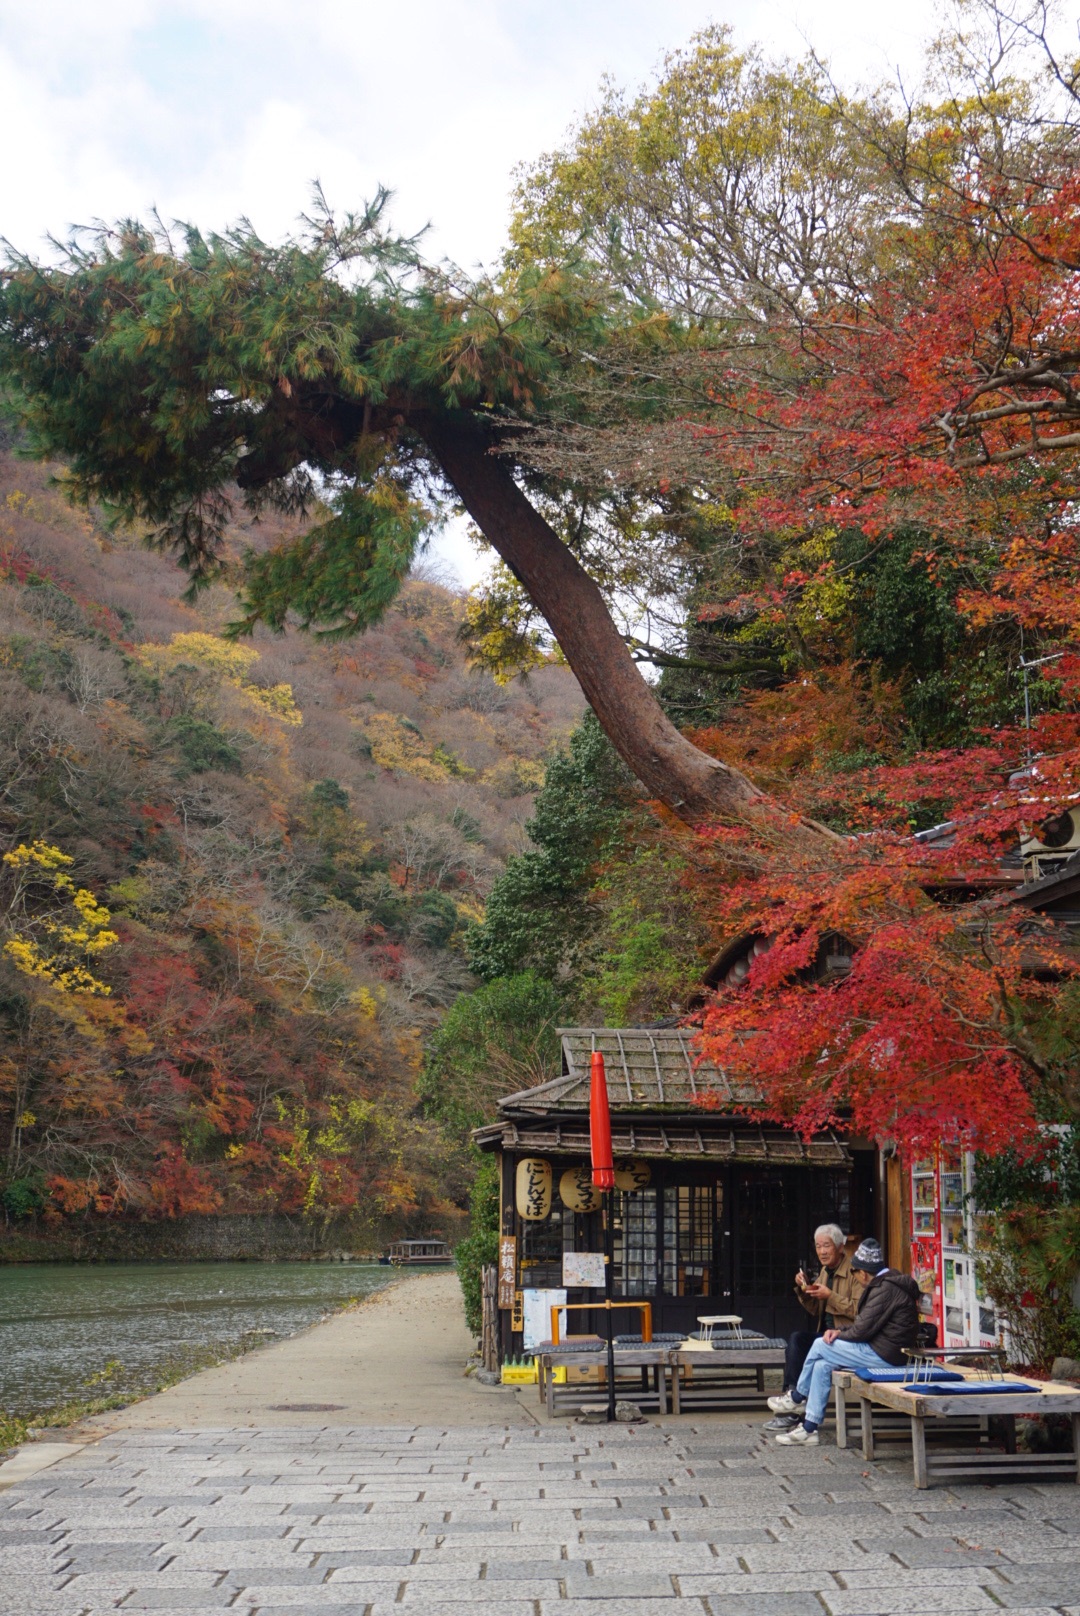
[1,1421,1079,1614]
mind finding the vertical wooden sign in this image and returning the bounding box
[498,1235,517,1309]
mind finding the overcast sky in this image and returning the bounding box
[1,0,947,584]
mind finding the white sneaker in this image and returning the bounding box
[767,1390,801,1414]
[775,1423,819,1446]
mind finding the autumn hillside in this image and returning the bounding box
[0,447,583,1255]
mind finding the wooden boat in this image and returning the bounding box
[380,1238,455,1267]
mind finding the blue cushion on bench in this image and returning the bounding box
[704,1336,786,1350]
[614,1333,687,1345]
[856,1368,963,1382]
[917,1380,1038,1395]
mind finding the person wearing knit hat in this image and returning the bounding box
[769,1238,922,1446]
[765,1225,865,1434]
[849,1238,887,1274]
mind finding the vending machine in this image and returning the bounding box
[909,1151,1000,1349]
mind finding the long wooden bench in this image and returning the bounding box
[672,1345,786,1411]
[538,1345,676,1418]
[833,1369,1080,1488]
[536,1342,788,1417]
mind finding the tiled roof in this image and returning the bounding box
[495,1026,759,1114]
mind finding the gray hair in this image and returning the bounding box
[814,1223,846,1248]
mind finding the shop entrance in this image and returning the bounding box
[549,1158,874,1342]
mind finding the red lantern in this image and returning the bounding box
[590,1050,615,1190]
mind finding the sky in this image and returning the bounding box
[0,0,948,585]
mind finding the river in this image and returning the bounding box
[0,1261,399,1416]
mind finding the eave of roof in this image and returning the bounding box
[472,1116,851,1167]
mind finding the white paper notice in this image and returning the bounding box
[562,1251,606,1288]
[522,1287,567,1350]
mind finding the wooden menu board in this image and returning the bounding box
[498,1235,517,1309]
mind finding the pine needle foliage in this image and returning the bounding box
[0,187,622,632]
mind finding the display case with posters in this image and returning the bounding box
[908,1151,999,1349]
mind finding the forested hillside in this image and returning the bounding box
[0,446,582,1249]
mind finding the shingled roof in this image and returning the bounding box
[495,1026,760,1114]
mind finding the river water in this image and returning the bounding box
[0,1261,399,1416]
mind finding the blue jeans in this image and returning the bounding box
[795,1338,896,1428]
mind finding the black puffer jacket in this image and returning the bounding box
[836,1270,921,1365]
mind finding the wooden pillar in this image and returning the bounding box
[884,1155,909,1272]
[480,1264,498,1372]
[499,1148,517,1364]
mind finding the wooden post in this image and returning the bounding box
[834,1375,848,1449]
[911,1414,929,1488]
[1072,1413,1080,1484]
[860,1391,875,1460]
[480,1263,499,1373]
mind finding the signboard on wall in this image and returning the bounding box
[522,1287,567,1350]
[498,1236,517,1309]
[562,1251,605,1288]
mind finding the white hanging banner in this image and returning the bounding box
[521,1287,567,1350]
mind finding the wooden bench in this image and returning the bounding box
[833,1369,1080,1488]
[673,1346,786,1412]
[538,1346,676,1417]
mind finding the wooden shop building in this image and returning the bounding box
[473,1025,880,1361]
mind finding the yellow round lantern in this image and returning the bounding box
[515,1156,552,1220]
[559,1164,601,1214]
[614,1159,651,1192]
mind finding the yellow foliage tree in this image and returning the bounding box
[139,631,302,725]
[2,842,118,996]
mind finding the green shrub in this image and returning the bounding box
[454,1154,500,1336]
[2,1172,46,1219]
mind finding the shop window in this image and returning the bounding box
[663,1184,714,1296]
[613,1189,657,1296]
[518,1198,567,1291]
[734,1169,799,1299]
[809,1170,852,1239]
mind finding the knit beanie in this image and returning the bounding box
[850,1237,886,1275]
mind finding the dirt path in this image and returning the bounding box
[78,1271,534,1432]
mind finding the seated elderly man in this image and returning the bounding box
[764,1223,864,1433]
[769,1237,921,1446]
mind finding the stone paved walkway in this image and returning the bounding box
[2,1420,1079,1616]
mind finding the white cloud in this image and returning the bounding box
[1,0,952,581]
[1,0,948,261]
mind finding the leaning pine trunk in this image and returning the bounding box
[423,416,770,826]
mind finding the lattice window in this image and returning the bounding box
[613,1189,657,1296]
[662,1184,715,1296]
[809,1170,852,1239]
[735,1170,798,1297]
[518,1199,567,1291]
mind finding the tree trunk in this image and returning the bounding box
[421,415,768,825]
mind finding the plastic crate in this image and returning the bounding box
[500,1361,539,1385]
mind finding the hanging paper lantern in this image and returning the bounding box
[560,1165,601,1213]
[614,1159,651,1192]
[515,1157,552,1220]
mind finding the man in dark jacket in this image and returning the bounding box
[769,1238,921,1447]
